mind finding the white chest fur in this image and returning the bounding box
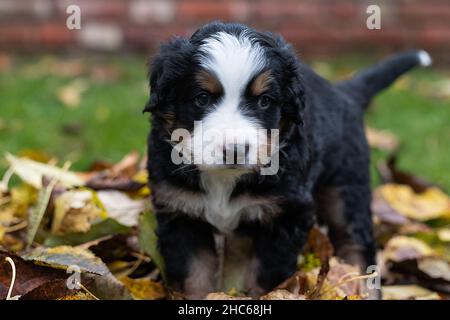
[200,171,247,232]
[154,172,281,232]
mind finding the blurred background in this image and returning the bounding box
[0,0,449,189]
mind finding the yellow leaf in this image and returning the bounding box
[379,184,450,221]
[437,228,450,242]
[0,225,5,242]
[52,190,103,234]
[118,277,166,300]
[57,292,95,300]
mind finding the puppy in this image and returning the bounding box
[144,22,431,299]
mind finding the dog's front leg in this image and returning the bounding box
[251,199,315,296]
[156,212,218,299]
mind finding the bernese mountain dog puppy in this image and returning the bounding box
[144,21,431,299]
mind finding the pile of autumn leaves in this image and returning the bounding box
[0,149,449,300]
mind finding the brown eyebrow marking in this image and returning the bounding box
[196,70,222,94]
[250,70,273,96]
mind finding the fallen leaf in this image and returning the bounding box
[57,80,88,108]
[437,228,450,242]
[377,156,437,193]
[52,190,104,234]
[44,218,130,247]
[139,210,165,281]
[378,184,450,221]
[372,190,410,225]
[97,190,146,227]
[366,127,399,152]
[0,251,68,299]
[26,177,58,247]
[383,236,434,263]
[382,285,441,300]
[260,289,306,300]
[111,151,140,178]
[206,292,252,300]
[83,271,132,300]
[22,246,109,275]
[118,276,166,300]
[57,292,95,300]
[417,257,450,282]
[5,153,84,189]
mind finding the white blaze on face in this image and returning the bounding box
[193,32,266,168]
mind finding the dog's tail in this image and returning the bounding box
[336,50,432,108]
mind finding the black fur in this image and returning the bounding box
[144,22,427,297]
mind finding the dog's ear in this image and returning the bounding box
[143,37,195,114]
[279,48,306,126]
[283,70,306,126]
[260,32,306,125]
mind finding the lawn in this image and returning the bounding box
[0,54,449,190]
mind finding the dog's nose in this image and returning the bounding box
[223,143,250,164]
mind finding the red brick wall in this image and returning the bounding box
[1,0,449,61]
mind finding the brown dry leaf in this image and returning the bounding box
[377,156,436,193]
[260,289,306,300]
[306,227,334,263]
[119,276,166,300]
[20,279,76,300]
[372,190,410,225]
[365,127,399,152]
[302,227,333,299]
[57,292,95,300]
[378,184,450,221]
[306,258,366,300]
[382,285,441,300]
[0,251,68,299]
[325,258,364,298]
[111,151,140,178]
[57,80,88,108]
[383,236,434,263]
[52,190,104,234]
[85,175,144,192]
[206,292,252,300]
[84,151,144,192]
[275,271,308,295]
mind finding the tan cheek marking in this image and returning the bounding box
[251,70,273,96]
[196,70,221,94]
[162,111,175,130]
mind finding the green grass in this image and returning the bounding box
[0,55,150,170]
[1,54,449,190]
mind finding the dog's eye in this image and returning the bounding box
[194,92,211,107]
[258,95,273,109]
